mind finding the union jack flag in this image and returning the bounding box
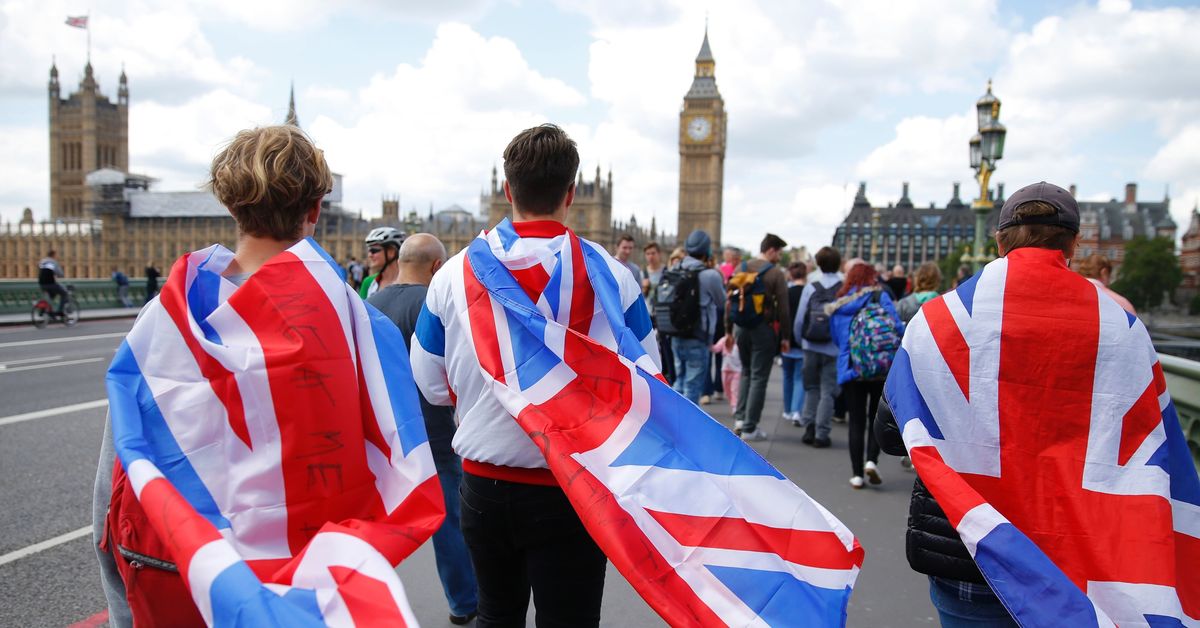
[106,238,443,626]
[885,247,1200,626]
[65,15,88,29]
[443,221,864,626]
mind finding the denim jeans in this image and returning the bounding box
[780,354,805,415]
[800,350,838,439]
[672,336,709,404]
[928,577,1017,627]
[432,457,478,617]
[460,473,606,628]
[732,324,778,433]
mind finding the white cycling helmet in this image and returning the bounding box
[365,227,405,247]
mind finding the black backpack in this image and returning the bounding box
[654,267,702,337]
[727,262,774,328]
[802,280,842,342]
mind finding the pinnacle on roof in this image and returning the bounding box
[285,82,299,127]
[696,28,714,63]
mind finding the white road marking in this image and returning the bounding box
[0,355,62,368]
[0,399,108,427]
[0,357,104,374]
[0,526,91,568]
[0,332,127,349]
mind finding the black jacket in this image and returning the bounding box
[874,398,986,584]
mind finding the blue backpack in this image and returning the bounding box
[847,291,902,381]
[727,262,774,328]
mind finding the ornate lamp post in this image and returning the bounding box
[964,80,1006,271]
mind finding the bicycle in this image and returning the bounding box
[32,285,79,329]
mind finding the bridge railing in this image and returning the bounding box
[1159,353,1200,472]
[0,278,158,314]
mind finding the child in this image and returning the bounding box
[711,333,742,413]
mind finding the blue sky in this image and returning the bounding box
[2,0,1199,252]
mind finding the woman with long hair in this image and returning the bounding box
[896,263,943,323]
[826,263,903,489]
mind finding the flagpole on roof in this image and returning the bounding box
[86,10,90,63]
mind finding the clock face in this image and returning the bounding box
[687,116,712,141]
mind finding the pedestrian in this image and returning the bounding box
[37,250,67,314]
[793,246,844,447]
[827,262,903,489]
[143,262,159,303]
[726,233,790,441]
[409,124,659,627]
[92,124,439,626]
[367,233,478,626]
[781,261,807,424]
[111,267,132,308]
[613,233,640,282]
[359,227,404,298]
[887,264,909,298]
[643,241,674,383]
[347,255,365,289]
[875,181,1199,626]
[952,263,972,289]
[896,263,942,323]
[711,331,742,412]
[1076,253,1136,315]
[667,246,685,270]
[660,230,725,405]
[718,246,741,283]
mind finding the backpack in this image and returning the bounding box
[727,262,774,328]
[802,280,842,342]
[847,291,902,381]
[655,266,702,337]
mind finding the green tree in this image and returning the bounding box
[1111,236,1182,311]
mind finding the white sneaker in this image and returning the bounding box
[864,461,882,485]
[849,476,865,489]
[700,395,712,405]
[740,429,767,442]
[733,419,746,433]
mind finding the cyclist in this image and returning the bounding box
[38,250,67,315]
[358,227,405,298]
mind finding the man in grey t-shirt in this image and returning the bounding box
[368,233,479,625]
[614,233,641,283]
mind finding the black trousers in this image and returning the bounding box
[844,380,883,477]
[460,472,607,628]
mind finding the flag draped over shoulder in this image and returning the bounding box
[459,220,864,627]
[106,238,443,627]
[885,247,1200,627]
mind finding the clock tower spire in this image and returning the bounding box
[678,26,726,248]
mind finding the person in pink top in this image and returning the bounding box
[1076,253,1136,315]
[711,332,742,412]
[718,246,741,283]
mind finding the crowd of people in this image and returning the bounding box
[87,121,1188,628]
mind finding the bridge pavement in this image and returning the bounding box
[0,318,936,627]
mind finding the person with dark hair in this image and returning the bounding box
[726,233,790,441]
[614,233,639,282]
[642,241,674,383]
[781,261,808,423]
[672,230,727,404]
[143,263,160,304]
[411,124,659,627]
[793,246,844,445]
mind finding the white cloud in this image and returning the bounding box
[0,125,47,219]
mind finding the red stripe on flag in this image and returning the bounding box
[921,296,971,401]
[137,477,225,587]
[328,566,409,627]
[159,256,252,448]
[230,252,385,555]
[464,257,507,383]
[566,232,596,337]
[1118,379,1162,466]
[646,509,865,570]
[510,263,551,306]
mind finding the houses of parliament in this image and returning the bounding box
[0,30,735,279]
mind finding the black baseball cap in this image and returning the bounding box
[997,181,1080,233]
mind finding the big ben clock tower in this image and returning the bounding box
[678,29,726,247]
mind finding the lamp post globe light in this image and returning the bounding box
[963,80,1007,272]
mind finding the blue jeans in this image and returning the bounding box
[781,354,805,415]
[928,577,1017,627]
[672,336,709,404]
[434,458,478,616]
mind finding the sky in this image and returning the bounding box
[1,0,1199,253]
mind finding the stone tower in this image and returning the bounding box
[49,61,128,220]
[677,29,726,248]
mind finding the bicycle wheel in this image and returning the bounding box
[31,305,49,329]
[62,301,80,327]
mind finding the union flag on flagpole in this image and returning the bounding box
[428,220,864,626]
[885,248,1200,626]
[107,238,444,626]
[65,15,88,29]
